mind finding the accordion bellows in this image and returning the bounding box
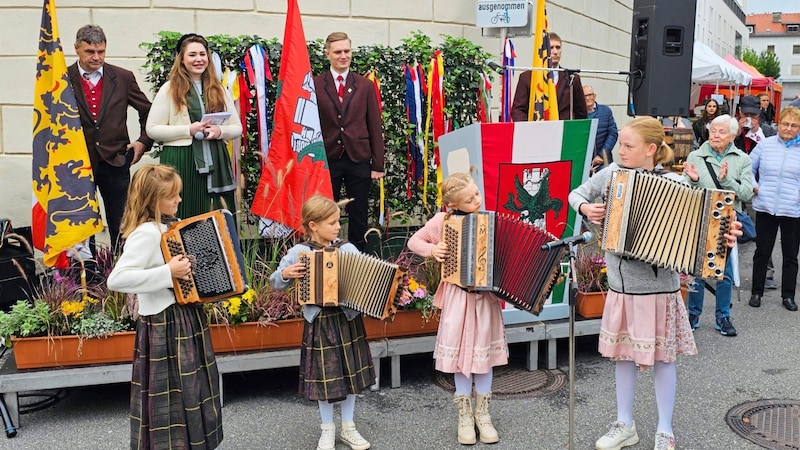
[296,249,406,321]
[602,169,735,279]
[441,212,565,315]
[160,210,247,304]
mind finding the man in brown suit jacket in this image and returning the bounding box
[511,32,587,121]
[314,32,385,251]
[68,25,153,252]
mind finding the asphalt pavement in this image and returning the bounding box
[1,239,798,450]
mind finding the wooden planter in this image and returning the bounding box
[11,331,136,370]
[575,291,607,319]
[363,309,439,339]
[209,319,305,353]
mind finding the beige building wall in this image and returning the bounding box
[0,0,634,227]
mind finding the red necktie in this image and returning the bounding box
[337,75,344,104]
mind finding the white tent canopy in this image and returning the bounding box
[692,42,752,86]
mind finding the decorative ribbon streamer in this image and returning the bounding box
[403,61,426,199]
[364,69,386,226]
[501,37,516,122]
[243,44,273,162]
[478,71,492,123]
[424,50,445,208]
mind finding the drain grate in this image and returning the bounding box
[434,366,566,400]
[726,399,800,449]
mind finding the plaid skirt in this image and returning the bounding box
[299,308,376,402]
[130,303,223,450]
[160,145,235,220]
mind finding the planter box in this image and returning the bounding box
[11,331,136,369]
[575,291,606,319]
[363,309,439,339]
[209,319,305,353]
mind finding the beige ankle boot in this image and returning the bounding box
[340,421,370,450]
[454,394,477,445]
[317,423,336,450]
[474,392,499,444]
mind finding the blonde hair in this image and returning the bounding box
[779,106,800,124]
[120,165,182,238]
[623,116,674,166]
[325,32,350,49]
[168,34,227,114]
[301,195,341,236]
[441,172,476,207]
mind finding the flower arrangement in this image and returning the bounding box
[388,248,440,323]
[574,243,608,293]
[205,237,302,327]
[0,245,136,344]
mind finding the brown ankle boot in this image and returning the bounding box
[474,392,499,443]
[454,394,477,445]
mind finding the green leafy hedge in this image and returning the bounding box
[140,31,491,227]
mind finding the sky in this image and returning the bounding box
[744,0,799,14]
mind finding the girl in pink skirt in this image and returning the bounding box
[569,117,740,450]
[408,172,508,446]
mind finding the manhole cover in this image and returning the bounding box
[726,399,800,449]
[434,366,566,400]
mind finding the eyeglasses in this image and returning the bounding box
[778,122,800,130]
[584,93,596,98]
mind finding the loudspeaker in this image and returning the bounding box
[629,0,696,117]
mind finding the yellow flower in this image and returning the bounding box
[227,297,242,315]
[242,288,256,304]
[409,278,426,292]
[61,300,87,318]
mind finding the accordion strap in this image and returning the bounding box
[304,239,350,251]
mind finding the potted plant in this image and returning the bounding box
[0,245,138,368]
[573,239,609,319]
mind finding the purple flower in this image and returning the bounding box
[413,288,427,298]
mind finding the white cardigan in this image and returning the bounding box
[146,80,242,146]
[107,222,176,316]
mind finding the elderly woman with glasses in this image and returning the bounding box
[747,106,800,311]
[683,115,753,336]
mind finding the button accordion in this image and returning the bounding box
[602,168,735,279]
[296,248,407,321]
[160,209,247,304]
[441,212,566,315]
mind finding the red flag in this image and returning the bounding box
[250,0,331,234]
[32,0,103,267]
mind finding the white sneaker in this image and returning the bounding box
[317,423,336,450]
[596,420,639,450]
[340,421,370,450]
[654,431,675,450]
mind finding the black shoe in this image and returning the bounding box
[765,278,779,290]
[782,297,798,311]
[688,314,699,331]
[749,295,762,307]
[715,317,737,336]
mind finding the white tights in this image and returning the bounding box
[454,370,493,395]
[614,360,676,434]
[318,394,357,424]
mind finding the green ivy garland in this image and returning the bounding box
[140,31,492,227]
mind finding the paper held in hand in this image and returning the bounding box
[201,112,231,125]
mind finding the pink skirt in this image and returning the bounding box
[598,290,697,369]
[432,283,509,375]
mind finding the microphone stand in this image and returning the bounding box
[565,241,580,450]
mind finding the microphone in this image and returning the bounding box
[541,231,593,251]
[485,60,504,74]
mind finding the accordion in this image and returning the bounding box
[160,209,247,304]
[296,248,407,321]
[441,212,565,315]
[602,168,735,279]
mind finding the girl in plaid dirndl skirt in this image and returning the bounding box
[108,165,222,450]
[270,195,377,450]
